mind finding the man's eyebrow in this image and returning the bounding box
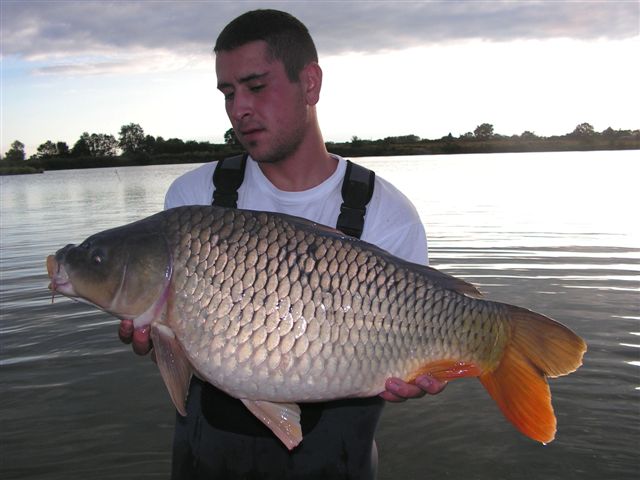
[217,72,269,90]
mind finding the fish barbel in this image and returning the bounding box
[46,205,586,449]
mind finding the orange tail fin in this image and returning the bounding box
[479,305,587,443]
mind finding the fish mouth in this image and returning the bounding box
[46,255,77,297]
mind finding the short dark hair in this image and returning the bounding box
[214,9,318,82]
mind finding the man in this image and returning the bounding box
[119,9,445,479]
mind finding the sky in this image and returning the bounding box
[1,0,639,158]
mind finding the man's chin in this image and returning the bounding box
[241,141,261,160]
[245,146,283,164]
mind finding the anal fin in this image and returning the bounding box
[150,324,192,416]
[240,399,302,450]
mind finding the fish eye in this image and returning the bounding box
[91,249,105,265]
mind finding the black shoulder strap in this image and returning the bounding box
[212,155,375,238]
[336,160,375,239]
[212,153,248,207]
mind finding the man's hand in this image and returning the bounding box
[118,319,153,355]
[380,375,447,402]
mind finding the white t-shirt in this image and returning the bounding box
[165,154,428,265]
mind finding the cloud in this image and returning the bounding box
[2,0,638,75]
[28,50,212,77]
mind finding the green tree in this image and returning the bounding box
[37,140,58,158]
[474,123,494,139]
[72,132,118,156]
[185,140,200,152]
[39,140,70,157]
[224,127,239,145]
[4,140,26,162]
[572,123,595,137]
[383,134,420,144]
[72,132,92,156]
[89,133,118,156]
[142,135,156,154]
[119,123,146,154]
[160,138,186,154]
[602,127,616,138]
[56,142,70,156]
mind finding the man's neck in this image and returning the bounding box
[257,136,336,192]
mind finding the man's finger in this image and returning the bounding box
[132,327,152,355]
[118,319,134,344]
[415,375,448,395]
[384,378,427,400]
[379,390,407,402]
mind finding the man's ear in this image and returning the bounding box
[300,62,322,106]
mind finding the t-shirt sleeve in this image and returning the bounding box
[373,221,429,266]
[164,162,217,210]
[361,176,429,266]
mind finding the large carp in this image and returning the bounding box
[47,205,586,449]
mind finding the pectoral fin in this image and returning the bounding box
[240,399,303,450]
[150,324,192,416]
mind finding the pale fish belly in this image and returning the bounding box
[163,208,508,401]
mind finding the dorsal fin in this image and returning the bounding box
[418,265,483,298]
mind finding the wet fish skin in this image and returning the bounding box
[47,205,587,449]
[163,207,503,400]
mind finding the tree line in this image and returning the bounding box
[330,123,638,157]
[3,124,240,162]
[1,122,638,174]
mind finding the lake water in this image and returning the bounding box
[1,150,638,479]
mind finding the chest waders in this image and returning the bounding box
[172,154,382,480]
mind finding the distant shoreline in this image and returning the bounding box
[2,135,638,175]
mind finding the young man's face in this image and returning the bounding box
[216,40,311,163]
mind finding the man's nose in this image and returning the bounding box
[229,91,252,122]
